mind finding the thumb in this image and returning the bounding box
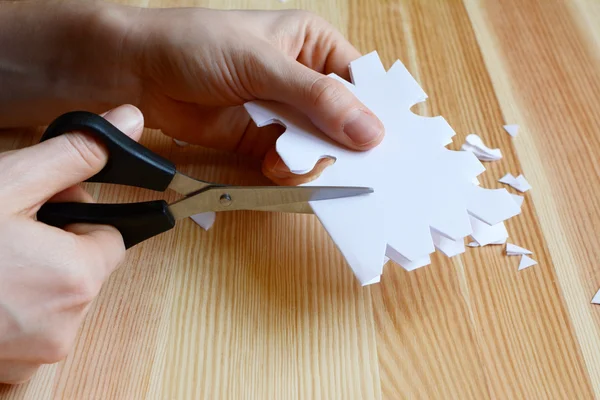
[3,105,144,213]
[256,55,384,150]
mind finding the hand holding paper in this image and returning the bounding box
[0,2,382,185]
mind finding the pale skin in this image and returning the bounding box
[0,0,383,384]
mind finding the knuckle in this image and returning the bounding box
[284,9,318,22]
[292,10,329,30]
[309,76,346,108]
[46,238,102,303]
[290,9,315,19]
[37,336,72,364]
[60,269,100,304]
[61,133,107,172]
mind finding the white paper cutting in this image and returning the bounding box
[499,173,531,193]
[506,243,532,256]
[190,212,216,231]
[514,175,532,192]
[244,52,521,285]
[511,193,525,208]
[518,255,537,270]
[499,173,516,185]
[469,216,508,247]
[467,237,508,247]
[362,276,381,286]
[173,139,189,147]
[431,229,466,257]
[461,134,503,162]
[592,289,600,304]
[503,124,519,137]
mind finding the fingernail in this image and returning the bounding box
[103,105,144,135]
[343,109,383,146]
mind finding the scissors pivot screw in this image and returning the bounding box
[219,193,233,206]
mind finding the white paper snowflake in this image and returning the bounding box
[245,51,520,284]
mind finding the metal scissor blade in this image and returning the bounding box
[251,202,314,214]
[168,186,373,219]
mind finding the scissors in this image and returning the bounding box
[37,111,373,248]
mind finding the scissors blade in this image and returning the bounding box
[168,186,373,219]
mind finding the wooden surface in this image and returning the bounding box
[2,0,600,398]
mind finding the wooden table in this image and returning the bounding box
[2,0,600,398]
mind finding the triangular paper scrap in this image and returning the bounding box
[499,173,531,193]
[518,255,537,270]
[503,124,519,137]
[514,175,532,192]
[592,289,600,305]
[362,276,381,286]
[466,237,506,247]
[190,212,216,231]
[506,243,532,256]
[499,173,516,185]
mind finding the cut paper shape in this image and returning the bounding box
[514,175,532,192]
[592,289,600,305]
[503,124,519,137]
[498,173,531,193]
[465,185,520,225]
[467,237,507,247]
[461,134,502,162]
[506,243,533,256]
[469,216,508,247]
[511,193,525,208]
[173,139,189,147]
[431,229,465,257]
[190,212,216,231]
[518,255,537,270]
[245,51,521,285]
[499,173,516,185]
[362,276,381,286]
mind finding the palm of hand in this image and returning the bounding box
[130,9,371,182]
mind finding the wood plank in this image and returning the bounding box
[1,0,599,398]
[359,0,594,398]
[465,0,600,396]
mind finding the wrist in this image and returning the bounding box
[0,0,143,127]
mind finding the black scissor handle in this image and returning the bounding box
[37,201,176,249]
[41,111,176,191]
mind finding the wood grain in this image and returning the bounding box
[1,0,599,398]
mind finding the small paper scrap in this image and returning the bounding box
[461,134,502,162]
[503,124,519,138]
[469,216,508,246]
[498,173,531,193]
[467,238,506,247]
[190,212,216,231]
[518,255,537,270]
[506,243,532,256]
[173,139,189,147]
[592,289,600,304]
